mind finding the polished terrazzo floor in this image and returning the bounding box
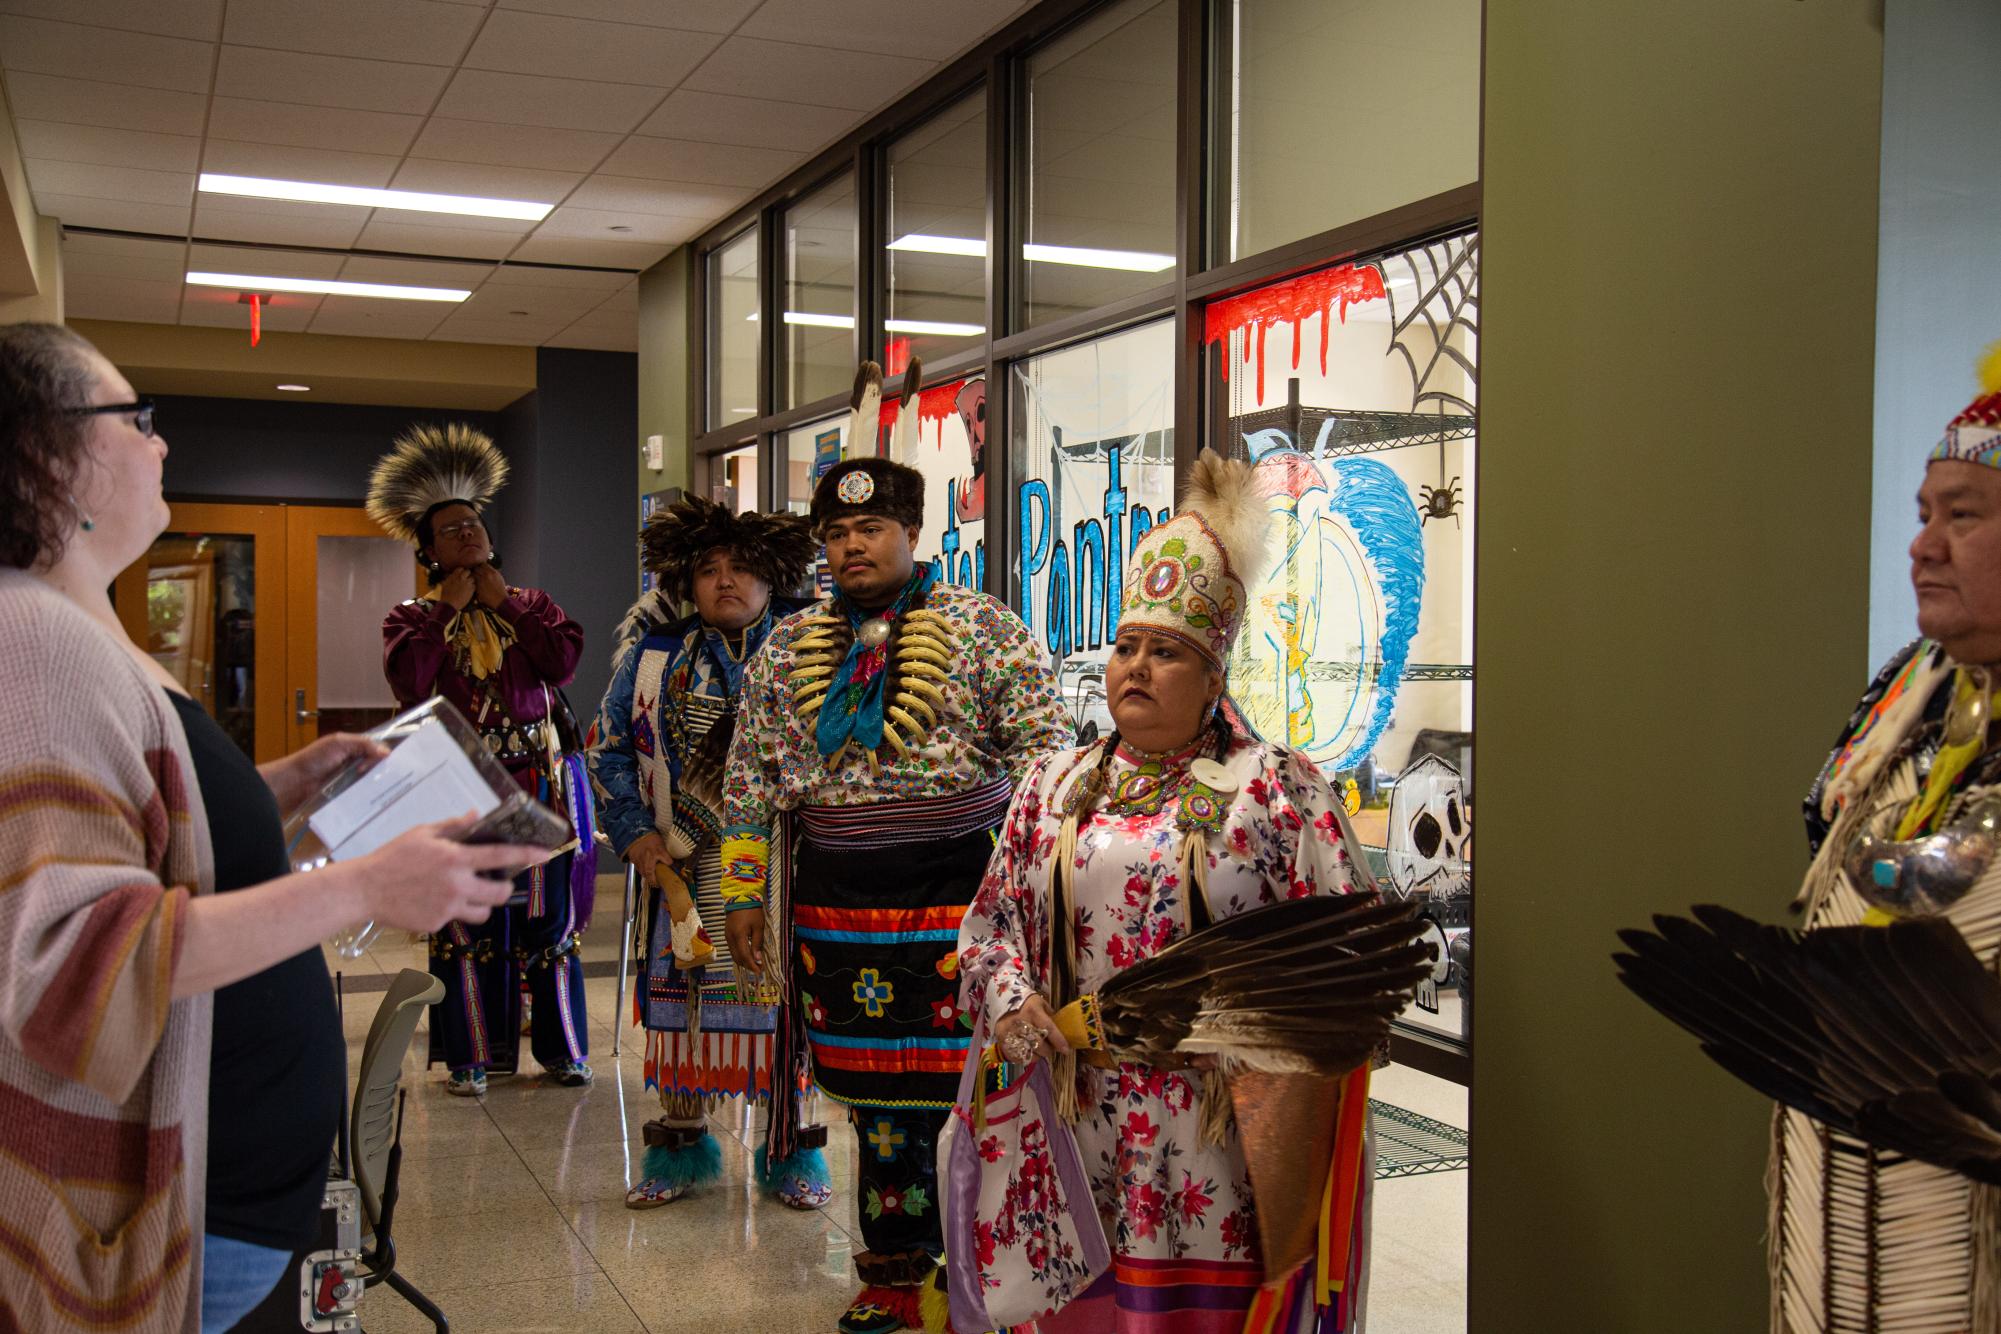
[329,898,1467,1334]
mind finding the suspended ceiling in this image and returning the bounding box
[0,0,1037,352]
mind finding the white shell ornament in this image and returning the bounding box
[1189,758,1237,793]
[835,470,875,504]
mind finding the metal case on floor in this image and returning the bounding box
[297,1179,362,1332]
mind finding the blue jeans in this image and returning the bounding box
[201,1233,290,1334]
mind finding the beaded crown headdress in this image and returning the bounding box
[1928,341,2001,470]
[1116,450,1271,668]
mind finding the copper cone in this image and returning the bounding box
[1228,1071,1343,1284]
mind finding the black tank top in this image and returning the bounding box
[167,693,343,1249]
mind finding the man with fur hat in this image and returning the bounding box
[588,494,833,1210]
[720,363,1071,1334]
[372,422,594,1097]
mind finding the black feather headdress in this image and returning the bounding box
[640,494,816,604]
[365,422,508,546]
[1615,904,2001,1184]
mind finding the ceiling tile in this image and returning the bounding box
[434,69,665,134]
[191,199,366,249]
[62,274,184,323]
[428,314,569,345]
[338,254,494,287]
[506,234,667,270]
[564,174,747,218]
[188,241,347,278]
[0,16,215,94]
[369,205,538,235]
[180,286,320,332]
[14,120,201,173]
[459,281,604,316]
[0,73,207,135]
[464,10,721,87]
[737,0,1028,60]
[352,219,523,260]
[485,262,632,291]
[213,46,454,115]
[31,192,191,234]
[222,0,484,65]
[589,282,639,311]
[495,0,761,35]
[206,97,423,155]
[682,36,934,112]
[637,89,863,152]
[389,159,583,206]
[25,160,192,207]
[61,234,186,280]
[598,136,802,188]
[545,323,638,352]
[0,0,222,42]
[200,140,403,188]
[406,118,621,174]
[307,293,454,337]
[533,205,703,246]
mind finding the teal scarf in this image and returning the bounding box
[815,567,937,758]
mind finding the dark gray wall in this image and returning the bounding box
[155,345,638,722]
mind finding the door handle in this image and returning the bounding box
[295,688,319,723]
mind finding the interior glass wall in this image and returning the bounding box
[707,228,760,428]
[1021,0,1177,328]
[782,174,857,409]
[886,92,988,369]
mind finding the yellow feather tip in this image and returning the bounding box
[918,1274,952,1333]
[1980,339,2001,396]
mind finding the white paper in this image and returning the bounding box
[307,717,501,861]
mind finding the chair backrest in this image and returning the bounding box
[349,968,445,1223]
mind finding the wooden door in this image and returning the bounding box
[283,505,422,754]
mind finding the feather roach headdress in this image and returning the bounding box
[365,421,509,546]
[1117,449,1272,667]
[639,493,815,604]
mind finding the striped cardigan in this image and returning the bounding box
[0,569,212,1333]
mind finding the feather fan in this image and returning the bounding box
[1182,449,1273,587]
[365,421,508,544]
[1614,904,2001,1184]
[1058,894,1433,1075]
[846,361,882,459]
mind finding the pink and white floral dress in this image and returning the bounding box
[958,733,1372,1334]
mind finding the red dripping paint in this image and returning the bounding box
[1202,262,1387,403]
[884,336,913,377]
[877,379,966,449]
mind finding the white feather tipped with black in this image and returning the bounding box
[845,361,882,459]
[888,357,923,466]
[1181,450,1272,587]
[365,422,509,545]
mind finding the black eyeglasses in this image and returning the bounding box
[70,399,156,438]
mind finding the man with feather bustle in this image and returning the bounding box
[719,361,1070,1334]
[370,423,594,1097]
[958,451,1386,1334]
[587,494,834,1210]
[1614,344,2001,1332]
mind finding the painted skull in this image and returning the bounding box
[1386,753,1470,897]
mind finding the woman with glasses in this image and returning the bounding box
[374,424,594,1097]
[0,324,539,1333]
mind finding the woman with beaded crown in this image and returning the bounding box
[371,423,594,1097]
[958,450,1384,1334]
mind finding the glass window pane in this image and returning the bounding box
[713,443,760,514]
[707,228,759,428]
[1206,229,1478,1043]
[1022,0,1177,329]
[1222,0,1479,261]
[784,417,845,598]
[141,533,256,756]
[1009,319,1177,741]
[886,91,988,369]
[783,174,856,409]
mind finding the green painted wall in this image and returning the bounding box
[637,246,692,497]
[1473,2,1882,1329]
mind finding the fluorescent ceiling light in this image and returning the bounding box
[746,309,983,337]
[187,272,468,302]
[889,233,1174,273]
[199,173,552,221]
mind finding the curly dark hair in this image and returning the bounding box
[0,324,100,569]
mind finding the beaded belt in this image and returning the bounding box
[797,777,1015,849]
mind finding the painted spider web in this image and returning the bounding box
[1382,231,1479,416]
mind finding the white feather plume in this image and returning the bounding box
[845,361,882,459]
[889,357,923,466]
[1181,450,1272,585]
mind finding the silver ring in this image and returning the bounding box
[1002,1026,1042,1064]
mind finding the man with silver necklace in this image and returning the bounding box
[718,364,1069,1334]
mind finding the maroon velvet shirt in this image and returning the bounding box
[381,588,584,791]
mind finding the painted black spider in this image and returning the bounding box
[1418,477,1463,528]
